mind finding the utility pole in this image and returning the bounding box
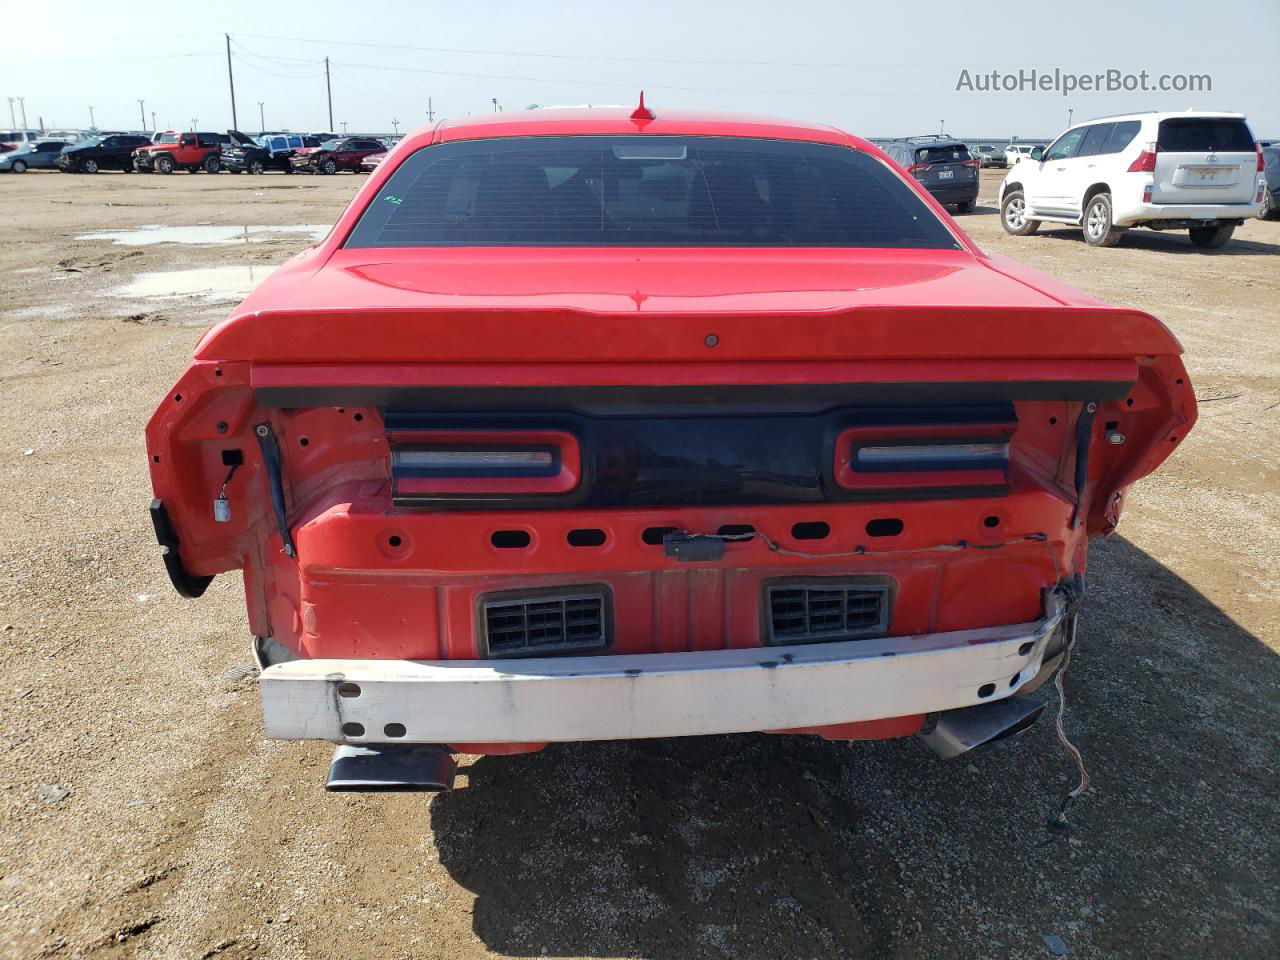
[492,98,499,113]
[391,118,399,134]
[6,98,14,130]
[258,101,265,133]
[1068,108,1074,127]
[340,120,347,135]
[88,105,95,130]
[191,117,198,131]
[324,57,334,131]
[225,34,238,129]
[151,111,157,131]
[940,119,945,134]
[426,97,434,123]
[18,97,28,138]
[138,99,146,132]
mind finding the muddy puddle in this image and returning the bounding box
[110,265,277,302]
[77,224,329,246]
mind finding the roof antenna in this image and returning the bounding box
[630,91,655,122]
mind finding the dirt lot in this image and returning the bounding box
[0,167,1276,960]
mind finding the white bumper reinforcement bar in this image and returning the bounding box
[260,593,1065,744]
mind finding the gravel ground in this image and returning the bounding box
[0,169,1276,960]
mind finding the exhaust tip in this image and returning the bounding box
[919,698,1046,759]
[326,743,457,792]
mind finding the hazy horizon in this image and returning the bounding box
[4,0,1277,139]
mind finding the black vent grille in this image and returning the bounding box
[765,581,890,645]
[481,588,608,658]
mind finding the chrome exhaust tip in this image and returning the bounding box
[919,698,1046,759]
[326,743,456,792]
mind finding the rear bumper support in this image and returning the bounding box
[259,592,1067,745]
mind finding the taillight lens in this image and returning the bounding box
[1127,142,1158,173]
[834,422,1014,493]
[388,430,581,501]
[906,163,930,177]
[1257,142,1265,172]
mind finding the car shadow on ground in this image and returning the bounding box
[1027,225,1280,256]
[429,535,1278,960]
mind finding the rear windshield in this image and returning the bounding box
[346,135,957,249]
[915,145,970,164]
[1158,118,1254,153]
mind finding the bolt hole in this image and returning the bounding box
[567,528,607,547]
[384,722,407,738]
[337,407,345,414]
[716,524,755,539]
[353,412,364,422]
[1018,641,1034,656]
[1170,436,1177,442]
[791,521,830,541]
[173,394,182,403]
[388,535,402,548]
[1176,379,1184,385]
[152,455,160,463]
[983,515,1000,528]
[337,682,361,698]
[491,529,532,549]
[1125,398,1134,407]
[341,722,365,737]
[865,518,904,538]
[1049,416,1058,425]
[214,368,223,377]
[977,683,996,699]
[642,526,679,546]
[299,436,310,447]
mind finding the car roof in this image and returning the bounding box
[411,106,858,151]
[1079,110,1248,124]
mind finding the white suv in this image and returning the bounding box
[999,111,1265,248]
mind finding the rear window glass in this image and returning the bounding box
[346,135,957,249]
[915,145,970,164]
[1158,118,1254,152]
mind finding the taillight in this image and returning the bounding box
[1127,142,1158,173]
[388,430,581,502]
[1257,142,1265,172]
[834,422,1014,493]
[906,163,930,178]
[1142,185,1153,204]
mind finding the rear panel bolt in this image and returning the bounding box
[705,333,719,347]
[216,421,228,434]
[255,424,270,437]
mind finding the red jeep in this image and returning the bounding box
[146,106,1195,792]
[134,131,250,174]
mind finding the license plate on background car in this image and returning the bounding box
[938,169,954,180]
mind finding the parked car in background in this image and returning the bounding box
[1260,145,1279,219]
[1000,111,1265,248]
[54,134,150,173]
[880,135,980,212]
[361,150,387,173]
[0,130,41,151]
[223,134,322,174]
[146,105,1196,791]
[0,140,66,173]
[41,129,86,144]
[290,137,386,174]
[1004,144,1043,165]
[134,131,249,173]
[974,145,1006,168]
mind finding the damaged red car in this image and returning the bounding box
[146,105,1195,791]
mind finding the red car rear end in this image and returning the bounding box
[146,107,1194,790]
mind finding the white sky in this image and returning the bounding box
[3,0,1277,138]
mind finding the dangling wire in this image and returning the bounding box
[1047,613,1090,835]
